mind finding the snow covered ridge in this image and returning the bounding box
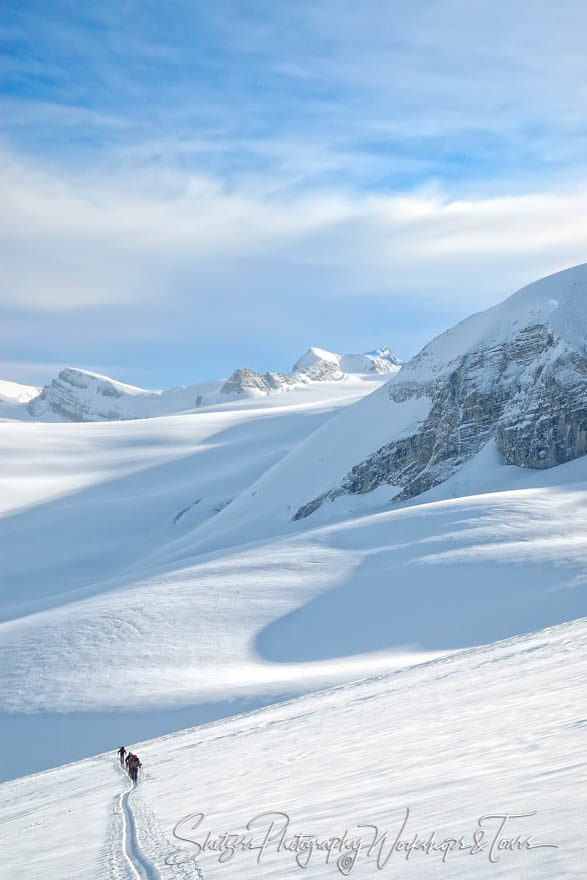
[0,378,41,406]
[9,346,402,422]
[291,345,401,378]
[25,367,222,422]
[217,346,401,398]
[294,263,587,519]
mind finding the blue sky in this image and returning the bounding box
[2,0,587,387]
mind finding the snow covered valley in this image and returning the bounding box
[1,267,586,878]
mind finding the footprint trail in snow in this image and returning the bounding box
[120,782,160,880]
[116,763,203,880]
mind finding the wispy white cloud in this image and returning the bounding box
[2,148,587,316]
[7,0,587,194]
[3,1,587,385]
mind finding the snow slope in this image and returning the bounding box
[0,375,383,621]
[0,378,41,419]
[401,261,587,373]
[0,378,40,403]
[160,382,431,556]
[0,615,584,879]
[1,444,586,781]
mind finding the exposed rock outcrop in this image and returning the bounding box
[219,368,297,397]
[294,266,587,520]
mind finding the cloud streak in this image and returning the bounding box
[2,0,587,385]
[6,0,587,191]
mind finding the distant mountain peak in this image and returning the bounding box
[365,346,403,366]
[292,346,402,378]
[5,342,402,422]
[217,346,403,401]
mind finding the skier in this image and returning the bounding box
[118,745,126,765]
[125,752,133,770]
[129,754,142,783]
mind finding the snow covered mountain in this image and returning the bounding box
[365,345,403,366]
[24,367,222,422]
[9,346,401,422]
[294,264,587,519]
[209,346,401,401]
[186,263,586,548]
[292,345,401,378]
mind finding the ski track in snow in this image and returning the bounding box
[120,786,160,880]
[116,762,203,880]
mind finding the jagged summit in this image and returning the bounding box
[218,367,297,398]
[292,346,401,378]
[365,346,403,366]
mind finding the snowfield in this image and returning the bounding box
[1,268,586,879]
[1,424,586,783]
[0,616,584,879]
[0,375,384,620]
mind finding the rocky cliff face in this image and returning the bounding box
[294,266,587,520]
[496,347,587,468]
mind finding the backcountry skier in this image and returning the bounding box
[118,745,126,765]
[129,754,142,783]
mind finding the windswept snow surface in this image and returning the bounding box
[0,616,585,879]
[0,376,382,619]
[158,386,432,556]
[0,426,586,780]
